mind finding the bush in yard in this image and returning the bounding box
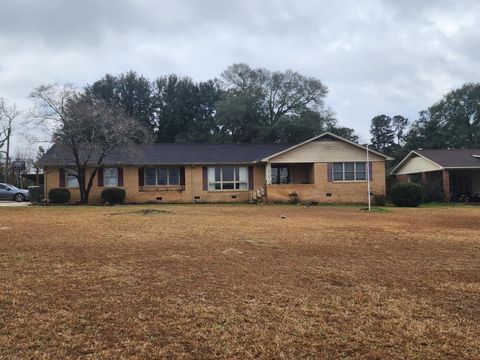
[48,188,71,204]
[390,182,424,207]
[101,187,126,204]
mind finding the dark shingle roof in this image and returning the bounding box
[38,143,293,166]
[416,149,480,168]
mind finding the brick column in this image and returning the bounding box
[442,169,450,202]
[265,163,272,185]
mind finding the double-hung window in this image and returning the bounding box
[103,168,118,187]
[66,170,79,188]
[208,166,248,191]
[333,162,367,181]
[145,167,180,186]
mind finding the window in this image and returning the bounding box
[332,162,368,181]
[66,170,79,188]
[144,167,180,186]
[208,166,248,191]
[104,168,118,187]
[271,166,289,184]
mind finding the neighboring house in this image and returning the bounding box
[37,132,391,204]
[391,149,480,202]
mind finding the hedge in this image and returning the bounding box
[48,188,71,204]
[101,187,126,204]
[391,182,424,207]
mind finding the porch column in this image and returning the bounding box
[265,163,272,185]
[442,169,450,202]
[422,172,427,185]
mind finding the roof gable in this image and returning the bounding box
[262,132,392,162]
[416,149,480,168]
[392,148,480,174]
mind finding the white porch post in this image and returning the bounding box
[265,162,272,185]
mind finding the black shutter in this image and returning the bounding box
[180,167,185,187]
[59,168,65,187]
[138,167,145,186]
[248,166,254,190]
[118,167,124,186]
[97,168,104,187]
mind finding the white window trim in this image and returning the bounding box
[104,167,119,187]
[208,166,248,191]
[333,162,367,182]
[144,167,180,186]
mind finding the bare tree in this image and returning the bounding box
[31,84,149,204]
[0,98,20,182]
[221,64,328,125]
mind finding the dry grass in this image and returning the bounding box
[0,204,479,359]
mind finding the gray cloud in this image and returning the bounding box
[1,0,480,149]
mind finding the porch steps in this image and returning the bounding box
[252,186,268,204]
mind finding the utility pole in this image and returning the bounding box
[366,144,371,211]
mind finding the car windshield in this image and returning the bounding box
[8,184,18,189]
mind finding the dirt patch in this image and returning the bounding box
[0,204,479,359]
[221,248,244,255]
[112,208,173,216]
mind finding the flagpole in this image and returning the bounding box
[366,144,371,211]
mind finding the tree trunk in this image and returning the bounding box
[4,126,10,183]
[77,169,90,204]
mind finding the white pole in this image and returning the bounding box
[366,144,371,211]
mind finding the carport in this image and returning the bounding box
[392,148,480,202]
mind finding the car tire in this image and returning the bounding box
[14,193,25,202]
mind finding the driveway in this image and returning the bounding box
[0,201,31,207]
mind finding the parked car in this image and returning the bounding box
[0,183,30,202]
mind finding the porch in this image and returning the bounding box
[265,163,315,185]
[400,169,480,202]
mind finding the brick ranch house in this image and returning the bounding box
[391,149,480,202]
[38,132,391,204]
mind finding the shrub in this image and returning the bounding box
[101,187,126,204]
[373,194,386,206]
[390,182,424,207]
[48,188,71,204]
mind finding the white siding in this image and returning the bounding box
[395,155,442,175]
[269,139,385,163]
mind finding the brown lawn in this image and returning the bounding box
[0,204,479,359]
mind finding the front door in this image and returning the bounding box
[271,166,289,184]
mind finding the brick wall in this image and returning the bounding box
[44,161,386,204]
[44,165,266,204]
[266,161,386,204]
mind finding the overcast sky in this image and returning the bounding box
[1,0,480,151]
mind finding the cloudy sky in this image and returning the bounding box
[1,0,480,149]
